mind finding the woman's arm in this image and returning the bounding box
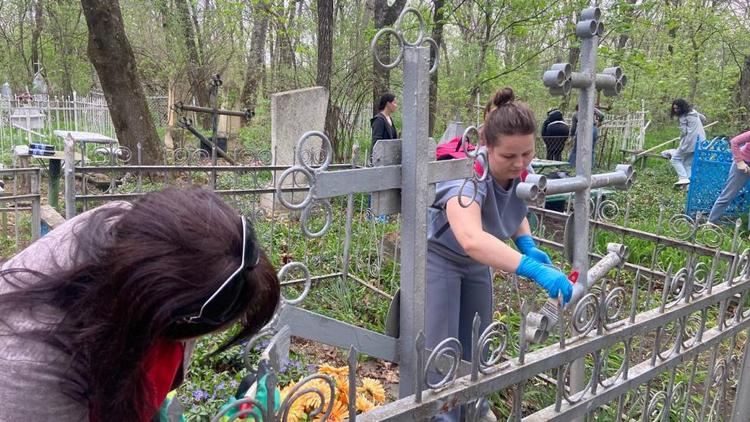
[731,130,750,162]
[445,196,522,272]
[445,197,572,302]
[513,218,532,239]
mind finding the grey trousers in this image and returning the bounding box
[708,162,750,224]
[426,247,493,421]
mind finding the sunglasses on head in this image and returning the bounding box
[181,216,260,326]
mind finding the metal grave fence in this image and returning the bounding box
[0,92,167,156]
[6,6,748,420]
[0,168,41,256]
[686,137,749,222]
[205,7,750,422]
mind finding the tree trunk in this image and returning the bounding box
[46,3,78,96]
[30,0,44,75]
[272,0,299,91]
[737,55,750,123]
[317,0,335,146]
[371,0,407,115]
[316,0,333,91]
[689,37,699,102]
[616,0,638,50]
[81,0,164,165]
[175,0,210,129]
[428,0,445,137]
[240,0,270,118]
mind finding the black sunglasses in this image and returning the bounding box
[181,216,260,325]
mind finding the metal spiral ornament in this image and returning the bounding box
[695,222,724,248]
[457,126,489,209]
[424,337,462,389]
[476,321,510,374]
[275,131,334,237]
[597,342,627,388]
[278,261,312,306]
[596,199,620,223]
[277,374,336,422]
[370,7,440,74]
[602,286,627,328]
[571,292,599,335]
[667,213,695,240]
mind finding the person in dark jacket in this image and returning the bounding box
[371,93,398,149]
[541,108,569,161]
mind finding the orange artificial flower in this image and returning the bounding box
[358,377,386,404]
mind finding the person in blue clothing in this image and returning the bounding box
[426,87,573,422]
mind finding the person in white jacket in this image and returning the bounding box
[669,98,706,186]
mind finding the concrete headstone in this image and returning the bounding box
[439,121,465,145]
[271,86,329,169]
[264,86,329,212]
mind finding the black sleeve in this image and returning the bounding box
[541,118,551,137]
[371,116,388,145]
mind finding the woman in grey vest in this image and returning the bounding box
[426,87,573,421]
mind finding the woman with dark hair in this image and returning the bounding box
[371,92,399,148]
[426,87,573,422]
[0,187,280,421]
[669,98,706,186]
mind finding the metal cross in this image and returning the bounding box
[519,6,634,411]
[271,7,487,398]
[173,74,253,186]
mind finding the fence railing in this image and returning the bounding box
[0,93,167,157]
[0,168,41,256]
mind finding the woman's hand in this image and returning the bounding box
[515,255,573,304]
[514,235,552,265]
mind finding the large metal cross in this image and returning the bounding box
[518,6,634,299]
[272,6,633,403]
[518,6,635,409]
[272,8,481,398]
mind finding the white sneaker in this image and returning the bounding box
[674,178,690,186]
[479,410,498,422]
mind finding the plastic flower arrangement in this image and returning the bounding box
[279,364,386,422]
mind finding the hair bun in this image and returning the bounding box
[493,87,515,107]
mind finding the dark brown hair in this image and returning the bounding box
[482,87,537,147]
[0,187,280,420]
[671,98,692,118]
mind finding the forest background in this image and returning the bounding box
[2,0,750,161]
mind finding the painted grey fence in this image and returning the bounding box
[207,7,750,422]
[0,168,41,256]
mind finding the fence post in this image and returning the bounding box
[73,90,78,131]
[731,327,750,422]
[30,169,41,240]
[397,43,430,398]
[64,135,76,219]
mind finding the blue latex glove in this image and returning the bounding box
[514,235,552,265]
[516,255,573,304]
